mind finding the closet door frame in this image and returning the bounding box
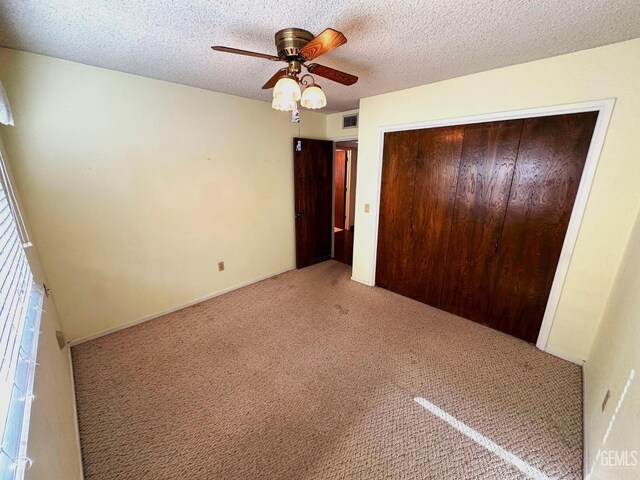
[367,99,615,359]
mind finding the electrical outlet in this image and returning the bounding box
[602,389,611,412]
[218,261,225,272]
[364,203,370,213]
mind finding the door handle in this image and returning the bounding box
[295,213,303,218]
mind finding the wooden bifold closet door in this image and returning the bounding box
[439,120,524,324]
[376,112,598,343]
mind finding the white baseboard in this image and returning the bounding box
[69,266,295,346]
[67,346,85,480]
[350,275,373,286]
[543,346,586,366]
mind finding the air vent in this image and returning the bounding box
[343,114,358,129]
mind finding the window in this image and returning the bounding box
[0,158,42,480]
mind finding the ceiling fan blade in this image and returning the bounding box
[262,68,288,89]
[211,46,281,61]
[306,63,358,86]
[300,28,347,60]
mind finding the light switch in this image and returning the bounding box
[364,203,370,213]
[218,261,225,272]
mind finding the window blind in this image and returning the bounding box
[0,173,42,480]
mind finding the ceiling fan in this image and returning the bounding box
[212,28,358,111]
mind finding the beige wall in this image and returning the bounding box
[0,48,326,342]
[326,109,359,140]
[0,136,82,480]
[585,206,640,479]
[352,38,640,361]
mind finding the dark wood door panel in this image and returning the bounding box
[375,113,596,344]
[408,126,465,306]
[486,112,598,342]
[375,130,420,295]
[439,120,523,323]
[293,138,334,269]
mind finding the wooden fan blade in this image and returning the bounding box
[306,63,358,86]
[262,69,288,89]
[300,28,347,60]
[211,46,281,61]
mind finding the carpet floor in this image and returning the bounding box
[72,260,582,479]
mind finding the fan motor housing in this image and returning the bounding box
[275,28,314,59]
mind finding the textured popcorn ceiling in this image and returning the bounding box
[1,1,639,112]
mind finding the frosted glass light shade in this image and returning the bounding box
[273,77,301,102]
[300,85,327,109]
[271,96,297,112]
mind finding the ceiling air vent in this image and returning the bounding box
[343,113,358,129]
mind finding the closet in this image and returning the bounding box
[376,112,598,343]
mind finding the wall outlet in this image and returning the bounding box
[602,389,611,412]
[218,261,225,272]
[364,203,370,213]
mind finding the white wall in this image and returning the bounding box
[0,48,327,342]
[585,206,640,479]
[326,109,359,140]
[352,38,640,361]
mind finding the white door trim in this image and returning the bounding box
[368,99,616,352]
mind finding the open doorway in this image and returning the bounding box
[333,140,358,265]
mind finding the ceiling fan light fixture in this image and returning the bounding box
[300,84,327,110]
[213,27,358,114]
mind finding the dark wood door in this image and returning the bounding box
[439,120,524,323]
[376,126,465,304]
[408,126,465,305]
[486,112,598,342]
[334,150,347,229]
[375,112,597,343]
[376,130,420,296]
[293,137,334,269]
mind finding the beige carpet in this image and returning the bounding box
[72,261,582,479]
